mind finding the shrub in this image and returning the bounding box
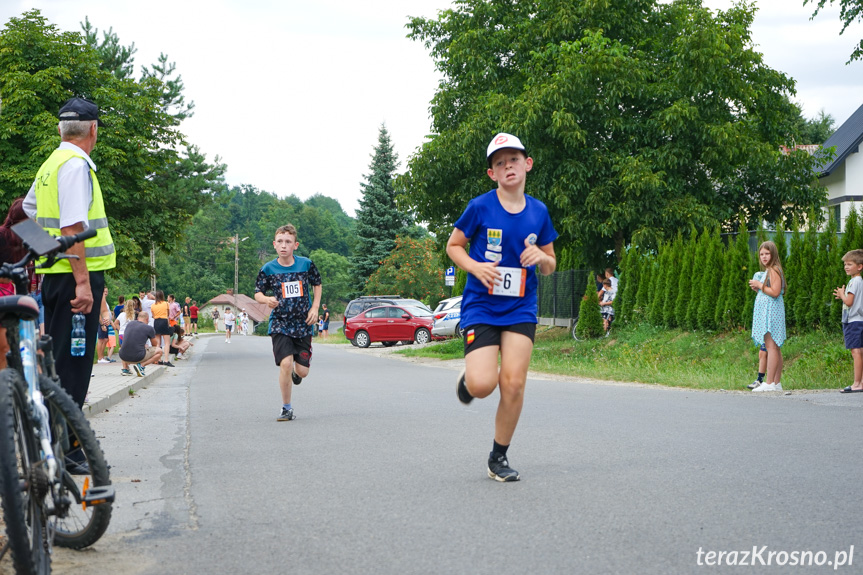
[575,274,605,339]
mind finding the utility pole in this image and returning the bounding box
[150,243,156,292]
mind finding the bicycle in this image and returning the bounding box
[0,219,114,574]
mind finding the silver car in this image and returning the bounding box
[432,296,463,338]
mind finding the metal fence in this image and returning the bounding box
[537,268,591,328]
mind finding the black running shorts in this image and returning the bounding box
[271,333,313,368]
[463,323,536,354]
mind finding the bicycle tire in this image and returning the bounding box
[40,376,113,549]
[0,369,51,574]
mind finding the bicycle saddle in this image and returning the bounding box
[0,295,40,320]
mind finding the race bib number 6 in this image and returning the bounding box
[489,266,526,297]
[281,281,304,298]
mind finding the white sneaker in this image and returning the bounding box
[97,358,111,364]
[752,382,777,392]
[747,380,761,390]
[773,382,783,391]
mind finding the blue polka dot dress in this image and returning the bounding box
[751,270,786,348]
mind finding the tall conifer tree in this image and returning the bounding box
[674,232,696,329]
[697,228,722,330]
[352,125,409,290]
[662,234,683,328]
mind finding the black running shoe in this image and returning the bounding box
[292,370,303,385]
[277,407,295,421]
[488,452,520,482]
[456,369,473,405]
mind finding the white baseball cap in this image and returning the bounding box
[486,133,526,164]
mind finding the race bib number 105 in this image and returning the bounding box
[489,266,526,297]
[281,281,304,298]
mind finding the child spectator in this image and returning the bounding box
[834,249,863,393]
[748,241,786,392]
[599,277,616,332]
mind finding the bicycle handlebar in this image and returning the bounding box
[0,222,98,294]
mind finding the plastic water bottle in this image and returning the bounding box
[71,313,86,357]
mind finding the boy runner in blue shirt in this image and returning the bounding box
[446,133,558,481]
[255,224,322,421]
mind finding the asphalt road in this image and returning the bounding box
[47,335,863,574]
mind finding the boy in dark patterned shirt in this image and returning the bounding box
[254,224,322,421]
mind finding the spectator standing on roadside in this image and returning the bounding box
[150,290,174,367]
[141,291,155,326]
[599,278,616,332]
[320,304,330,338]
[182,297,191,332]
[748,241,786,392]
[190,300,199,336]
[22,97,116,407]
[113,295,125,322]
[447,133,557,482]
[604,268,618,291]
[96,286,114,364]
[834,249,863,393]
[168,294,181,328]
[212,307,220,332]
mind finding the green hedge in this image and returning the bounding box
[617,210,862,334]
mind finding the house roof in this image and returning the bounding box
[203,294,270,323]
[818,101,863,177]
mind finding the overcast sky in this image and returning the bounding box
[2,1,861,216]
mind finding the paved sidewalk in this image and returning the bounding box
[82,334,210,417]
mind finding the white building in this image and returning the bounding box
[819,102,863,231]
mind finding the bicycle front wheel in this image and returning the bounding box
[0,369,52,574]
[40,376,113,549]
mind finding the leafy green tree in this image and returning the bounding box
[352,124,409,290]
[403,0,825,266]
[806,0,863,62]
[310,249,352,313]
[0,10,225,278]
[575,275,604,339]
[364,236,447,306]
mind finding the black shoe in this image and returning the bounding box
[162,361,175,368]
[277,407,296,421]
[456,369,473,405]
[292,370,302,386]
[488,452,520,482]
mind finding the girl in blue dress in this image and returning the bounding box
[748,241,786,392]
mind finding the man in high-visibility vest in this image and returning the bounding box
[23,97,116,409]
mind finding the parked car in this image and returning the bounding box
[344,305,434,348]
[344,295,432,321]
[432,296,463,338]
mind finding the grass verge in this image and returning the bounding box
[398,323,850,391]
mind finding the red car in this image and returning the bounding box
[344,305,434,348]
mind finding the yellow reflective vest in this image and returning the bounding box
[33,148,116,273]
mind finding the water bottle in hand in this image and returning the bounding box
[71,313,86,357]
